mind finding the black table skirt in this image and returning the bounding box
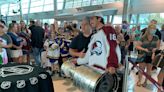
[0,63,54,92]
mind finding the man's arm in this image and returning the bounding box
[69,48,85,58]
[76,38,92,65]
[76,48,89,65]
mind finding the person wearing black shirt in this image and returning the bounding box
[69,17,92,58]
[31,20,45,66]
[29,20,35,31]
[141,19,161,72]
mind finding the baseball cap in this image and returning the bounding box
[90,12,104,24]
[91,12,103,18]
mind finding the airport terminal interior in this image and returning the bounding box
[0,0,164,92]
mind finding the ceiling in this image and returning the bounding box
[0,0,17,5]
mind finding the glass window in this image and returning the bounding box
[130,14,137,24]
[9,4,19,12]
[22,9,28,14]
[8,4,19,16]
[1,4,9,16]
[22,0,29,3]
[103,0,116,4]
[139,14,150,24]
[43,4,54,12]
[8,11,19,16]
[30,6,43,13]
[113,15,122,24]
[73,0,82,8]
[57,2,64,10]
[42,19,55,25]
[57,0,64,2]
[1,11,8,16]
[65,1,73,9]
[57,0,64,10]
[82,0,91,6]
[139,13,164,30]
[91,0,103,5]
[66,0,74,2]
[44,0,53,4]
[22,3,29,9]
[31,0,44,7]
[103,16,107,24]
[31,0,40,2]
[49,19,55,24]
[1,4,8,9]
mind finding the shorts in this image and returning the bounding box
[10,49,23,58]
[144,56,152,64]
[49,58,58,64]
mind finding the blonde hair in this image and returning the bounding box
[142,24,156,39]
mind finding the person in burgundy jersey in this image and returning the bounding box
[72,13,121,74]
[90,13,121,74]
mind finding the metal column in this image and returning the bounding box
[19,0,23,20]
[27,0,31,24]
[90,0,92,6]
[122,0,130,22]
[128,14,132,24]
[81,0,83,7]
[111,15,114,24]
[42,0,46,11]
[63,0,66,9]
[53,0,58,16]
[107,15,110,24]
[122,0,130,92]
[136,14,140,25]
[6,4,10,24]
[123,55,129,92]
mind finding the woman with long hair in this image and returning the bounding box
[7,23,24,63]
[19,20,31,63]
[135,24,160,87]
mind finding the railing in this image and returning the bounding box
[124,56,164,92]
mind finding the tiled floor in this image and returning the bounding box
[52,76,82,92]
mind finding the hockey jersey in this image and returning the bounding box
[77,26,121,69]
[44,39,60,59]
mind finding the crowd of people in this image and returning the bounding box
[0,13,164,92]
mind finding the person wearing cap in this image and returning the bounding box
[72,13,121,74]
[0,22,13,64]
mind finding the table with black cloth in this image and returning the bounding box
[0,63,54,92]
